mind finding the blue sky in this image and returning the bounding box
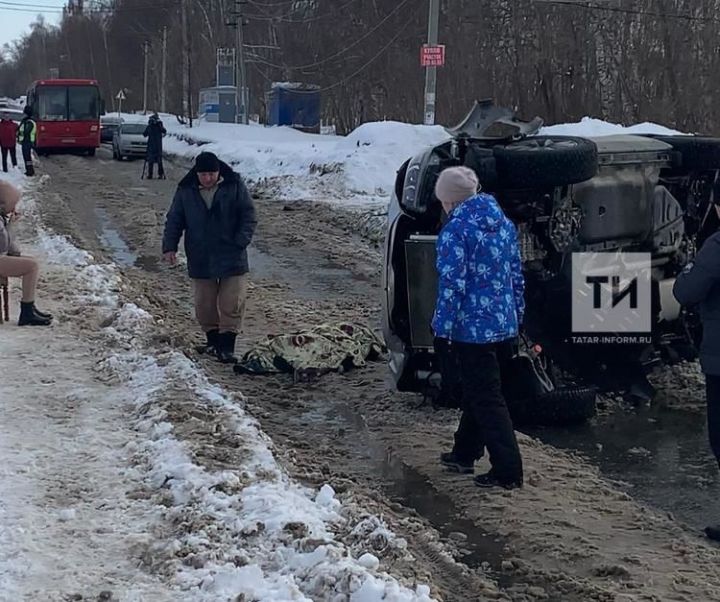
[0,0,65,49]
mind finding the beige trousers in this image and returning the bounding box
[193,274,248,334]
[0,255,39,302]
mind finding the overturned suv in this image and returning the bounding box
[382,101,720,425]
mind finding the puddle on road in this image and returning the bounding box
[525,405,720,531]
[380,454,514,580]
[95,207,137,267]
[94,208,161,272]
[296,404,516,585]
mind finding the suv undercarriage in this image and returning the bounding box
[382,101,720,424]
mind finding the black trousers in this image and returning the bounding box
[706,374,720,464]
[21,142,33,174]
[1,146,17,172]
[451,340,524,483]
[147,155,164,178]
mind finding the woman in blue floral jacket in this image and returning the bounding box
[432,166,524,489]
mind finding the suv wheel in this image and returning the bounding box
[509,385,597,427]
[493,136,598,188]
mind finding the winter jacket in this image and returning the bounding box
[0,120,17,148]
[0,214,20,256]
[673,231,720,375]
[432,193,525,344]
[143,120,166,161]
[17,116,36,146]
[162,160,257,279]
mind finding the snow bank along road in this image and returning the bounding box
[1,146,720,601]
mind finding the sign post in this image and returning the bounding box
[422,0,442,126]
[420,44,446,68]
[116,89,126,118]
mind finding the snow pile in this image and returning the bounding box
[159,113,686,206]
[161,118,449,206]
[540,117,685,137]
[96,346,434,601]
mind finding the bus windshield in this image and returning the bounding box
[36,85,100,121]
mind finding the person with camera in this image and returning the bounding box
[143,113,167,180]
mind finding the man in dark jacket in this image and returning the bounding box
[673,209,720,541]
[143,113,166,180]
[17,106,36,177]
[162,152,257,362]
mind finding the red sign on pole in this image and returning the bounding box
[420,44,445,67]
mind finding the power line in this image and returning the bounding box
[243,0,413,72]
[245,0,362,23]
[0,0,171,13]
[534,0,720,24]
[290,17,414,95]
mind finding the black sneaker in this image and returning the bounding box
[705,525,720,541]
[474,471,522,490]
[440,452,474,474]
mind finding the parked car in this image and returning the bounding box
[100,115,121,143]
[383,100,720,425]
[112,122,147,160]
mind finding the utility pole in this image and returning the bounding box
[142,40,150,114]
[188,36,193,127]
[235,0,249,124]
[161,27,167,114]
[423,0,440,125]
[181,0,190,120]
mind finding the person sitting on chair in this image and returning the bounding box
[0,180,52,326]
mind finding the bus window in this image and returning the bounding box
[68,86,99,121]
[38,87,67,121]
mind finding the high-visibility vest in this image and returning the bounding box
[17,119,36,144]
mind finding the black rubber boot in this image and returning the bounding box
[18,301,52,326]
[705,525,720,541]
[216,332,238,364]
[25,164,35,177]
[195,329,220,355]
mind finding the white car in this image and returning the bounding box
[112,122,147,160]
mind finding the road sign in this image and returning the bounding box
[116,89,126,101]
[421,44,445,67]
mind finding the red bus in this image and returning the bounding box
[26,79,105,156]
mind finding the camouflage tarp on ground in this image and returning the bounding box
[234,322,386,381]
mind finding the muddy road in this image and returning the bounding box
[33,147,720,601]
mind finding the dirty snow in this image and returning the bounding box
[0,174,436,600]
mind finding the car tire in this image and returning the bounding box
[87,147,96,157]
[508,385,597,427]
[645,135,720,171]
[493,136,598,188]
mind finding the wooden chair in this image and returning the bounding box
[0,276,9,324]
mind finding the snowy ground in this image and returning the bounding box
[0,174,438,600]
